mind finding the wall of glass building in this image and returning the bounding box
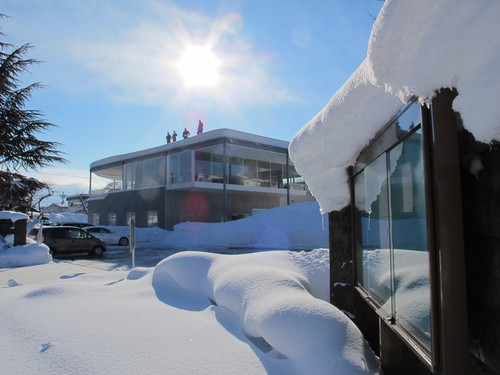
[124,155,165,190]
[91,139,307,196]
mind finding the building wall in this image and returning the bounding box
[328,98,499,375]
[88,187,312,230]
[163,190,283,229]
[458,130,500,375]
[88,187,165,228]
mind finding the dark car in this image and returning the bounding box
[29,226,107,256]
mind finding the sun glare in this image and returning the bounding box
[176,45,221,87]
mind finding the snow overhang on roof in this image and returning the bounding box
[90,128,290,173]
[289,0,500,213]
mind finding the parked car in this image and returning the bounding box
[29,226,107,256]
[83,226,129,246]
[57,222,93,228]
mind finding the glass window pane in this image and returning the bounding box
[195,151,211,181]
[226,144,287,188]
[229,156,244,185]
[270,163,283,188]
[257,160,271,187]
[143,158,155,188]
[389,131,431,351]
[169,151,192,184]
[108,213,117,226]
[147,210,158,227]
[211,153,224,183]
[193,144,224,184]
[354,153,392,309]
[154,156,166,186]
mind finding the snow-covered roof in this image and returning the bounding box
[289,0,500,213]
[91,128,290,171]
[0,211,29,222]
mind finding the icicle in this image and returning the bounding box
[321,212,325,231]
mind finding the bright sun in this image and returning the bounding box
[176,45,221,87]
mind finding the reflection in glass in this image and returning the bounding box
[194,144,224,183]
[354,102,431,353]
[169,150,192,184]
[354,153,392,310]
[226,144,294,189]
[389,131,431,351]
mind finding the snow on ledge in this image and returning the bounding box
[0,211,29,222]
[290,0,500,213]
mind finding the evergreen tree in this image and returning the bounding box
[0,15,66,212]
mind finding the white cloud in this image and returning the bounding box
[25,167,89,193]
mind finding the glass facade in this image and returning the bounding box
[354,102,431,352]
[91,137,307,194]
[195,144,224,183]
[124,156,165,190]
[90,172,122,196]
[168,150,192,184]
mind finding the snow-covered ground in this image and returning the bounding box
[0,202,381,374]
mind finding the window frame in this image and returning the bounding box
[351,100,440,369]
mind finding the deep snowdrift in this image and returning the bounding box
[0,249,381,375]
[163,201,328,250]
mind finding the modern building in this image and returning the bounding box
[289,1,499,375]
[88,128,313,229]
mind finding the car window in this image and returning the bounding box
[67,229,83,239]
[51,229,66,239]
[80,230,92,238]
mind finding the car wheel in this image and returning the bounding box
[93,246,104,256]
[119,237,129,246]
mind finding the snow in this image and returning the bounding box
[360,247,430,344]
[0,202,381,374]
[5,0,493,371]
[163,201,329,250]
[289,0,500,213]
[0,210,51,268]
[0,210,29,222]
[0,237,52,268]
[44,212,89,224]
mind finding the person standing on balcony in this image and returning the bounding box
[166,132,172,143]
[183,128,190,139]
[172,131,177,142]
[197,120,204,135]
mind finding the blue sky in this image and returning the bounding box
[2,0,382,202]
